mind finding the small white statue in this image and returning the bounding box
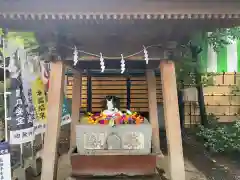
[102,96,120,116]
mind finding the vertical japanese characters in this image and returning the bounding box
[14,89,26,127]
[26,89,36,124]
[31,78,47,122]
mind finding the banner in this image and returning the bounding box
[8,79,34,144]
[21,63,38,133]
[0,142,11,180]
[32,98,71,134]
[28,96,71,135]
[61,97,71,126]
[33,96,71,133]
[31,77,47,122]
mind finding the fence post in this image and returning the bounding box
[234,71,237,84]
[222,71,225,84]
[178,89,185,132]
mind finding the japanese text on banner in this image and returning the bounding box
[31,77,47,122]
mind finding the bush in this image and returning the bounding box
[196,114,240,154]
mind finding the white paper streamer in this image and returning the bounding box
[120,54,125,74]
[73,46,78,66]
[143,46,149,64]
[100,53,105,72]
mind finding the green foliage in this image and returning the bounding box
[176,27,240,88]
[201,73,214,87]
[176,27,240,87]
[7,32,39,53]
[175,60,196,87]
[207,27,240,52]
[175,60,214,89]
[196,114,240,153]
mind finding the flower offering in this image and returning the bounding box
[87,110,144,125]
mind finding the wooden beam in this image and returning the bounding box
[146,70,160,154]
[70,72,82,149]
[160,60,185,180]
[41,61,65,180]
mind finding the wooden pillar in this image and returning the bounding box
[70,72,82,149]
[146,70,160,154]
[160,60,185,180]
[41,61,65,180]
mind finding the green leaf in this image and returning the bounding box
[207,27,240,52]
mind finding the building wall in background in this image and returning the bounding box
[184,73,240,126]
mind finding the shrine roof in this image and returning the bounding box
[1,0,240,69]
[0,0,240,20]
